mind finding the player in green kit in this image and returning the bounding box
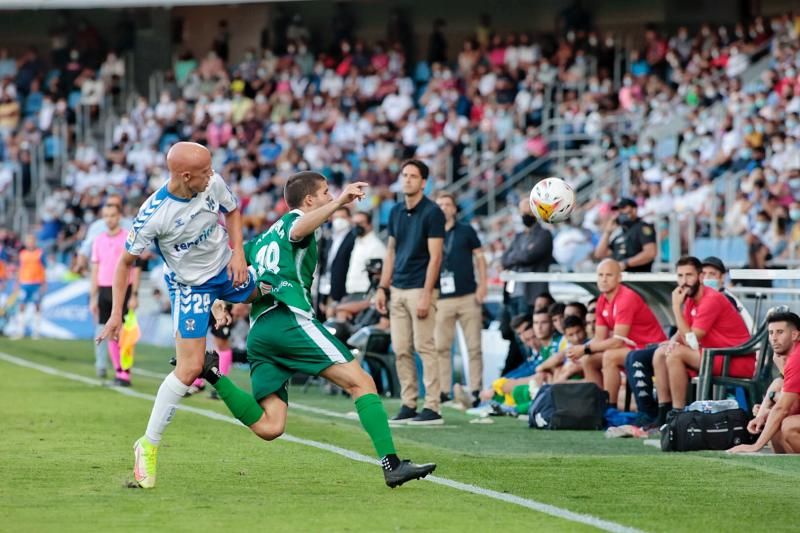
[202,171,436,487]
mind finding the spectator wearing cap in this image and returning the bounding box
[594,198,657,272]
[700,256,750,328]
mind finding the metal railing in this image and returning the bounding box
[462,151,566,217]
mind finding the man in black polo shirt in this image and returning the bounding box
[433,192,486,409]
[594,197,656,272]
[375,159,445,425]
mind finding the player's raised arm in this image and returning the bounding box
[223,207,248,287]
[289,181,368,242]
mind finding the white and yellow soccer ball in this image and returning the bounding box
[528,177,576,224]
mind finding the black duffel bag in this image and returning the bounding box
[660,409,755,451]
[528,383,608,430]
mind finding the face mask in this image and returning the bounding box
[673,187,685,196]
[790,178,800,189]
[629,159,641,170]
[766,173,778,185]
[332,218,351,233]
[63,213,75,224]
[790,208,800,221]
[616,213,632,226]
[703,278,720,290]
[354,225,367,237]
[642,159,653,170]
[755,221,770,233]
[600,193,613,203]
[521,214,537,227]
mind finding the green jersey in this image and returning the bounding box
[244,209,318,322]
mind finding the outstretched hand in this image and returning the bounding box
[337,182,368,206]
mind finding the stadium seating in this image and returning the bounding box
[692,237,749,268]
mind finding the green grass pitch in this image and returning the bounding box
[1,338,798,532]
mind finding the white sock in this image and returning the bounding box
[144,372,189,446]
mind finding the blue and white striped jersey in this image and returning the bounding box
[125,173,238,286]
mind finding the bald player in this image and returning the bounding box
[566,259,666,406]
[97,142,258,488]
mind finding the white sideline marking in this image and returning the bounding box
[1,352,644,533]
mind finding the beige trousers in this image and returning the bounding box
[390,287,440,412]
[434,293,483,394]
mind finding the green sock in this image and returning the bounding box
[355,393,397,458]
[214,375,264,426]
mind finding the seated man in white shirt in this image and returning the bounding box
[345,211,387,300]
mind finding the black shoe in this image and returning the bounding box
[209,390,220,400]
[114,377,131,387]
[407,408,444,426]
[170,352,221,384]
[390,405,418,424]
[384,460,437,488]
[439,392,451,404]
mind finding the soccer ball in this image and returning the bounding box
[529,177,576,224]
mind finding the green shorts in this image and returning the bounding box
[247,305,354,404]
[512,384,531,415]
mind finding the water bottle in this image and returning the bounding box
[688,399,739,413]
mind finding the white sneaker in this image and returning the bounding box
[132,437,158,489]
[441,400,466,411]
[465,405,493,417]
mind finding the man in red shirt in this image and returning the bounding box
[566,259,666,406]
[729,337,800,454]
[654,256,753,417]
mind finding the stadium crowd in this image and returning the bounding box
[1,12,798,275]
[1,9,800,446]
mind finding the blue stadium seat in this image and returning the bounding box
[692,237,748,267]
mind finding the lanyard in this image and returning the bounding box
[443,229,456,271]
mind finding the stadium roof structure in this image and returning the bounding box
[0,0,298,8]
